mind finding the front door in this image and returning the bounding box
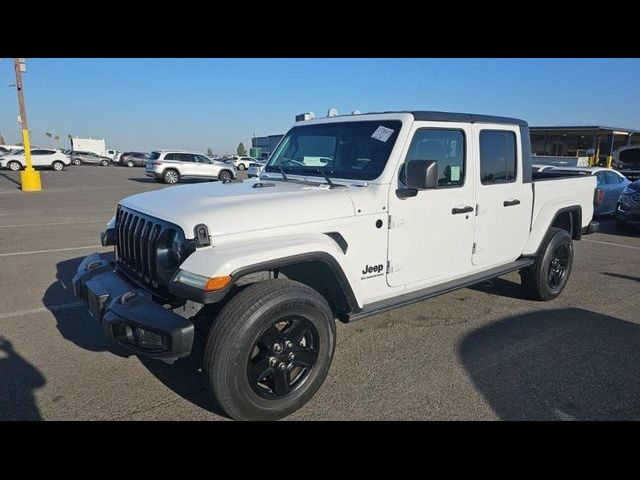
[387,122,476,287]
[471,125,530,266]
[176,153,199,177]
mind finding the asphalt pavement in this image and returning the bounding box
[1,165,639,420]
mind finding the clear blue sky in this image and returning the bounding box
[0,58,639,153]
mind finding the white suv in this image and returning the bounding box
[145,150,237,184]
[228,155,257,171]
[0,148,71,171]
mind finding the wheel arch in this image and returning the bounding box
[523,204,582,256]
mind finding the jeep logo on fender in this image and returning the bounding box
[361,263,385,280]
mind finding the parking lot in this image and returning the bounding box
[1,164,639,420]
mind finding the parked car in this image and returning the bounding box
[615,178,640,229]
[247,159,267,178]
[119,151,150,167]
[0,144,24,155]
[228,155,258,171]
[546,166,630,216]
[613,145,640,182]
[144,150,237,184]
[0,148,70,171]
[70,150,112,167]
[74,110,599,421]
[106,149,120,160]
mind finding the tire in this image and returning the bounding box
[204,279,336,421]
[521,227,573,301]
[7,161,22,171]
[51,161,64,171]
[127,160,134,168]
[237,163,246,171]
[218,170,232,183]
[101,160,109,167]
[615,219,626,231]
[72,158,82,166]
[163,169,180,184]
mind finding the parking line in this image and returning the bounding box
[0,220,105,228]
[0,245,105,257]
[582,238,640,251]
[0,302,84,320]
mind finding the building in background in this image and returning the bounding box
[251,134,284,160]
[530,126,640,168]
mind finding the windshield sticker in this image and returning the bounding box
[371,126,394,142]
[450,166,461,182]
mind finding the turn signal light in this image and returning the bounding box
[205,276,232,291]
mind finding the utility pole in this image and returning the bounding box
[14,58,41,192]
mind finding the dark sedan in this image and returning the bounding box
[119,151,150,167]
[615,179,640,230]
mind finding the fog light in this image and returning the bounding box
[132,327,165,349]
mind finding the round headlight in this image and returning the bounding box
[170,229,186,264]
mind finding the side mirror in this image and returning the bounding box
[396,160,438,199]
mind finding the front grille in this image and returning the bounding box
[115,205,182,297]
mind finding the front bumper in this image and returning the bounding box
[72,252,194,361]
[615,203,640,223]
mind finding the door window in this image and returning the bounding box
[404,129,466,187]
[479,130,517,184]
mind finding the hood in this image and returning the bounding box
[627,179,640,192]
[119,179,359,238]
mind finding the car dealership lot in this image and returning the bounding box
[1,166,639,421]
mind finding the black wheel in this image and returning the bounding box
[127,160,134,168]
[204,279,336,421]
[72,158,82,166]
[8,161,22,171]
[218,170,232,182]
[237,163,246,171]
[521,227,573,301]
[51,161,65,171]
[163,169,180,184]
[101,159,109,167]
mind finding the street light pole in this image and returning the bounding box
[14,58,41,192]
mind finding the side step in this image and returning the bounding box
[348,258,535,322]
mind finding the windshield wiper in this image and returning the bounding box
[317,169,335,189]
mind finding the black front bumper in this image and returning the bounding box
[615,203,640,223]
[72,252,194,361]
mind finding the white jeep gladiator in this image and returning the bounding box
[73,111,600,420]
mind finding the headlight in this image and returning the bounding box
[173,270,231,291]
[622,186,634,195]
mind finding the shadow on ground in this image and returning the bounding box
[468,276,528,300]
[43,255,227,418]
[596,217,640,238]
[0,336,45,420]
[459,307,640,420]
[0,173,21,189]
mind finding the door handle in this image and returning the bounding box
[452,206,474,215]
[503,199,521,207]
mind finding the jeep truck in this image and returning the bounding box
[73,111,600,420]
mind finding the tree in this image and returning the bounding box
[237,142,247,156]
[0,135,5,145]
[207,147,213,156]
[45,132,52,147]
[54,135,60,148]
[68,134,73,150]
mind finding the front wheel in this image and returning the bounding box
[218,170,232,182]
[204,279,336,421]
[237,163,246,171]
[72,158,82,166]
[101,160,109,167]
[127,160,134,168]
[521,227,573,301]
[52,161,65,171]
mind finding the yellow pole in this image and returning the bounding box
[14,58,41,192]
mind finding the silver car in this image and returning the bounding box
[70,151,112,167]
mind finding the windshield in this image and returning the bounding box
[266,120,402,180]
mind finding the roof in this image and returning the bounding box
[297,110,528,127]
[531,126,640,134]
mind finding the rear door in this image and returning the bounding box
[472,125,531,266]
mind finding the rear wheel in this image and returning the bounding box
[72,158,82,166]
[101,159,109,167]
[521,227,573,301]
[204,279,336,421]
[218,170,232,182]
[163,169,179,184]
[237,163,246,171]
[8,161,22,171]
[51,161,65,171]
[127,160,134,168]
